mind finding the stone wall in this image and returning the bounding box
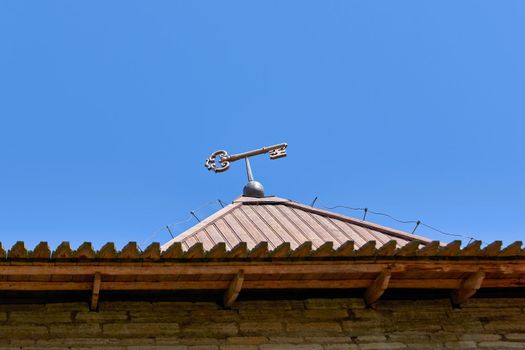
[0,297,524,349]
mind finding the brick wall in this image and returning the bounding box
[0,297,524,349]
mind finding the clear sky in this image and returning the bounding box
[1,1,523,251]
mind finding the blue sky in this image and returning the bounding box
[0,1,523,250]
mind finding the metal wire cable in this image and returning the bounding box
[139,199,225,249]
[316,198,481,244]
[420,222,475,240]
[320,204,367,212]
[366,210,419,224]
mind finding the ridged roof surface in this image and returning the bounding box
[161,196,434,251]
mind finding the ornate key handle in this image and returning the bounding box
[205,143,288,173]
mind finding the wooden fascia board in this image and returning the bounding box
[0,277,521,292]
[0,260,524,276]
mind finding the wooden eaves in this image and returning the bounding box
[0,240,524,310]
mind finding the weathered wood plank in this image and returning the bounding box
[482,241,502,256]
[396,241,420,256]
[417,241,440,257]
[500,241,522,257]
[0,261,523,277]
[223,270,244,307]
[334,241,354,257]
[98,243,117,259]
[142,243,161,260]
[161,242,183,259]
[439,240,461,256]
[270,242,291,258]
[184,243,204,259]
[119,242,140,259]
[451,270,485,306]
[75,242,95,259]
[460,241,482,257]
[0,278,503,291]
[312,242,334,257]
[356,241,376,256]
[8,242,27,259]
[364,269,391,307]
[228,242,248,258]
[90,272,101,311]
[291,242,312,257]
[31,242,51,259]
[376,241,396,256]
[52,242,73,259]
[206,242,227,258]
[248,242,268,258]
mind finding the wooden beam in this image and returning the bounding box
[90,272,101,311]
[451,270,485,306]
[0,277,521,292]
[364,269,391,307]
[0,282,93,291]
[0,261,522,276]
[223,270,244,307]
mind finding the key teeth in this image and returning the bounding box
[269,148,287,159]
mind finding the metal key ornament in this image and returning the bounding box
[205,143,288,173]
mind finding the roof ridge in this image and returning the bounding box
[281,201,434,244]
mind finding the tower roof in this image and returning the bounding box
[161,195,434,252]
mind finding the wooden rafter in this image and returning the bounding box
[90,272,102,311]
[223,270,244,307]
[451,270,485,306]
[364,269,391,307]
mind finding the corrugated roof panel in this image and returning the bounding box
[196,229,216,250]
[364,227,390,246]
[314,215,354,246]
[222,213,254,248]
[269,205,312,247]
[329,220,367,248]
[182,235,198,249]
[205,224,231,249]
[233,207,276,249]
[293,209,345,246]
[214,218,241,249]
[275,205,326,248]
[240,206,285,249]
[256,205,303,248]
[224,210,259,249]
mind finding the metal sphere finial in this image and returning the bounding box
[243,181,265,198]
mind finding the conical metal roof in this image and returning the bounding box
[161,195,434,251]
